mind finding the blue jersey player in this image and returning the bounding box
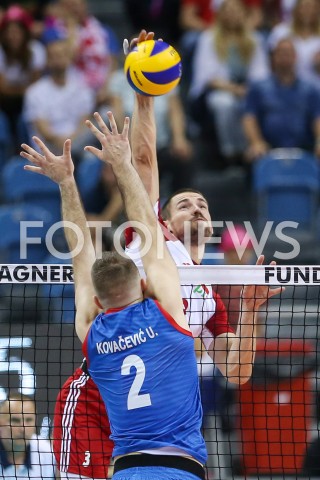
[21,111,207,480]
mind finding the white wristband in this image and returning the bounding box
[123,39,129,55]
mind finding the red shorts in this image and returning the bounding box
[53,368,113,478]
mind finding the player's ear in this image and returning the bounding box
[93,295,104,310]
[162,219,172,232]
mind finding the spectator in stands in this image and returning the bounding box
[0,391,55,478]
[109,65,195,197]
[243,0,264,30]
[178,0,216,94]
[308,50,320,88]
[268,0,320,80]
[179,0,264,96]
[0,1,52,38]
[23,34,95,161]
[179,0,215,35]
[0,5,46,148]
[189,0,269,164]
[247,0,301,28]
[44,0,119,106]
[180,0,263,36]
[0,1,51,13]
[258,0,283,34]
[3,1,53,38]
[242,37,320,161]
[83,158,124,224]
[279,0,298,21]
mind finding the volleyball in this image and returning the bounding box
[124,40,182,96]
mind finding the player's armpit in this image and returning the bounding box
[75,284,99,343]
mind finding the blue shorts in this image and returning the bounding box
[112,466,203,480]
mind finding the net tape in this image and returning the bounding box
[1,264,320,285]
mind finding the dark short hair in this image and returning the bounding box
[269,36,295,54]
[91,251,139,300]
[7,392,34,403]
[161,188,208,220]
[0,391,35,412]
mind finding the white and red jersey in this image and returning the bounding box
[53,365,113,479]
[125,202,234,350]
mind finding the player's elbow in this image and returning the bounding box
[238,374,252,385]
[227,366,252,385]
[134,144,154,166]
[228,374,251,385]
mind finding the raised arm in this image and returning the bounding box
[129,30,159,205]
[85,111,188,330]
[131,95,159,204]
[20,138,98,342]
[210,256,283,384]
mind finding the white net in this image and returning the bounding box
[0,263,319,479]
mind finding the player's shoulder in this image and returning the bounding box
[61,367,86,386]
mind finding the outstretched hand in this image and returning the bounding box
[20,136,74,185]
[123,29,161,102]
[85,111,131,169]
[123,29,159,55]
[241,255,284,310]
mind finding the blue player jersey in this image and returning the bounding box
[83,298,207,464]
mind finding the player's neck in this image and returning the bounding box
[188,243,205,265]
[106,295,143,312]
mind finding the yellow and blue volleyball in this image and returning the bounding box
[124,40,182,96]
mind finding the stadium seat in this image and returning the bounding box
[0,110,12,173]
[40,255,75,324]
[0,204,53,264]
[103,23,120,56]
[2,157,61,223]
[76,152,103,211]
[253,149,320,228]
[0,193,55,323]
[16,114,31,145]
[194,167,253,224]
[253,149,320,263]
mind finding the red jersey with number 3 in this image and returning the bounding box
[53,367,113,478]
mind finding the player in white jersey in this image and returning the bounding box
[125,29,282,385]
[125,200,234,351]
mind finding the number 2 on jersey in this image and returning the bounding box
[121,354,151,410]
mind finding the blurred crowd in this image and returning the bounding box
[0,0,319,265]
[0,3,320,478]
